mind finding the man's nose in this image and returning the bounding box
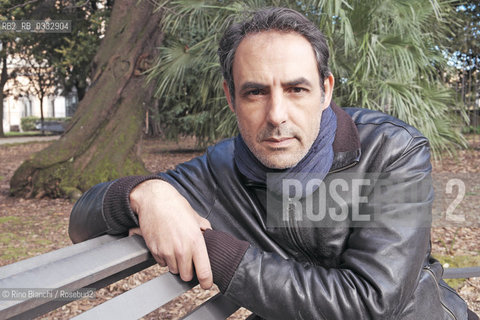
[266,90,288,126]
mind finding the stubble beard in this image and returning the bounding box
[235,90,325,170]
[238,120,320,170]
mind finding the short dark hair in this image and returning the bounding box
[218,7,330,103]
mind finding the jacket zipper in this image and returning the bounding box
[286,206,315,264]
[424,265,458,320]
[253,159,360,263]
[283,160,360,264]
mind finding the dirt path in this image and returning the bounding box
[1,136,479,317]
[0,135,60,145]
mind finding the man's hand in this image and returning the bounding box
[128,179,213,289]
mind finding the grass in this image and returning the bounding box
[4,131,45,137]
[0,216,22,224]
[0,215,57,263]
[0,232,52,261]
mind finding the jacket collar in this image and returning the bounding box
[329,102,361,172]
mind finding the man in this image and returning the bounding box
[69,7,474,320]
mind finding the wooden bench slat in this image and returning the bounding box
[2,233,478,320]
[72,273,197,320]
[0,235,153,319]
[181,294,239,320]
[443,266,480,279]
[0,235,119,280]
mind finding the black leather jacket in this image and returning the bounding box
[69,105,467,319]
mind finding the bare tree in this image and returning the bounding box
[17,57,58,134]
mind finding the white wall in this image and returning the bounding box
[2,95,68,132]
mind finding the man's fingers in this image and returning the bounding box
[197,217,211,232]
[128,227,142,237]
[177,250,194,282]
[165,254,179,274]
[131,180,213,288]
[192,240,213,289]
[152,255,166,267]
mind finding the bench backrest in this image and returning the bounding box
[0,235,238,319]
[1,234,479,319]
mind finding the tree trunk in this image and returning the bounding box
[39,95,45,135]
[0,93,4,137]
[0,55,8,137]
[10,0,163,199]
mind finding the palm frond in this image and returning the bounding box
[146,0,467,154]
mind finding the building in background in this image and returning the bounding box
[3,89,78,132]
[2,54,78,133]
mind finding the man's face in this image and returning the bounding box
[224,30,334,169]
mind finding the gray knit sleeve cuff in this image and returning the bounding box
[103,175,163,234]
[203,229,250,293]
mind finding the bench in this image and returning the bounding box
[34,121,66,134]
[0,235,239,319]
[1,235,479,320]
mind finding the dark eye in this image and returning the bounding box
[290,87,306,93]
[248,89,262,95]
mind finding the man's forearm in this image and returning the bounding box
[69,175,161,243]
[214,225,430,320]
[69,181,115,243]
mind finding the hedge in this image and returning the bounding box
[20,117,71,132]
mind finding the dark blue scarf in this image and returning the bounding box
[234,106,337,196]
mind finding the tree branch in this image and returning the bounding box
[8,0,39,11]
[64,0,91,10]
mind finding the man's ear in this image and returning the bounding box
[321,74,335,111]
[223,80,235,113]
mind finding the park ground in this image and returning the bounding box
[0,136,479,318]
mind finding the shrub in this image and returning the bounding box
[20,117,38,131]
[20,117,71,132]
